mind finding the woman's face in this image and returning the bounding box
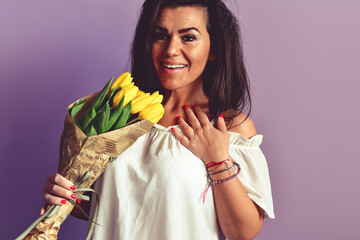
[151,6,212,92]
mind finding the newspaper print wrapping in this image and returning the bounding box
[23,95,154,239]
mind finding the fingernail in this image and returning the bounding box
[70,185,76,190]
[171,127,174,131]
[61,199,67,204]
[219,113,224,118]
[177,116,181,119]
[193,104,197,108]
[184,105,189,109]
[40,210,44,216]
[71,194,77,199]
[77,199,82,204]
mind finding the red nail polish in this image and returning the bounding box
[177,116,181,119]
[184,105,189,109]
[193,104,197,108]
[71,194,76,199]
[77,199,82,204]
[70,185,76,190]
[219,113,224,118]
[40,210,44,216]
[61,199,67,204]
[171,127,174,131]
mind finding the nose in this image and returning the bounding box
[164,37,181,57]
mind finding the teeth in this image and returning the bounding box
[162,63,186,69]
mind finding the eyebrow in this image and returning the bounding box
[155,26,201,34]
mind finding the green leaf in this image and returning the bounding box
[70,100,86,118]
[112,100,132,130]
[77,98,87,105]
[81,108,97,131]
[74,119,81,129]
[84,125,97,136]
[68,98,87,114]
[96,103,106,114]
[92,101,109,134]
[104,95,124,132]
[108,87,121,104]
[88,125,98,136]
[93,112,104,134]
[88,77,113,112]
[102,101,111,133]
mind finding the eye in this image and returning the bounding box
[182,34,196,42]
[153,32,168,41]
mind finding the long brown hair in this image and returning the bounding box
[131,0,251,124]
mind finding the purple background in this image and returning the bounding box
[1,0,359,239]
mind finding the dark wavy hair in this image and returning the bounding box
[131,0,251,124]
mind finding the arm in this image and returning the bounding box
[210,142,264,240]
[171,107,264,240]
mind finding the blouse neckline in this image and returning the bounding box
[153,122,263,144]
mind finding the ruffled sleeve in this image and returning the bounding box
[228,132,275,219]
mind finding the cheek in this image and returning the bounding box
[191,46,210,70]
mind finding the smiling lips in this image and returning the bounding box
[161,62,187,70]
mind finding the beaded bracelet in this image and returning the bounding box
[208,162,234,175]
[208,162,240,186]
[202,161,241,203]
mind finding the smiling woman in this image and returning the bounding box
[151,7,213,93]
[41,0,275,239]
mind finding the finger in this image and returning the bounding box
[193,105,211,127]
[171,127,190,148]
[177,115,194,138]
[40,203,47,215]
[184,105,201,130]
[217,113,228,133]
[48,173,76,191]
[43,193,68,206]
[44,182,77,200]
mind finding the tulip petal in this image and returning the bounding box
[131,93,152,114]
[139,103,165,124]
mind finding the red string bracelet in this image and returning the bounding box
[202,162,241,203]
[206,158,231,170]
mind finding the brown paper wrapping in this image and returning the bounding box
[23,94,154,239]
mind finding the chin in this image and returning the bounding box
[159,79,181,90]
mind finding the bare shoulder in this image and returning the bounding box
[223,111,257,139]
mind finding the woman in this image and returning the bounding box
[42,0,275,239]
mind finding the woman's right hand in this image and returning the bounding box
[40,173,77,215]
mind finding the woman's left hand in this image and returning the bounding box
[171,105,230,164]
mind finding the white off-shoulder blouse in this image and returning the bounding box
[91,123,275,240]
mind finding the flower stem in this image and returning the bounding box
[126,117,140,126]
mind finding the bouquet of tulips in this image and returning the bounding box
[17,72,164,240]
[71,72,165,136]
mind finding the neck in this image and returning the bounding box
[156,79,211,127]
[163,80,209,113]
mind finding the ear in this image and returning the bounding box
[208,51,216,61]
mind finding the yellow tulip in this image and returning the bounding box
[136,90,146,97]
[149,91,163,104]
[109,72,133,94]
[131,93,154,114]
[113,82,139,107]
[139,103,165,124]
